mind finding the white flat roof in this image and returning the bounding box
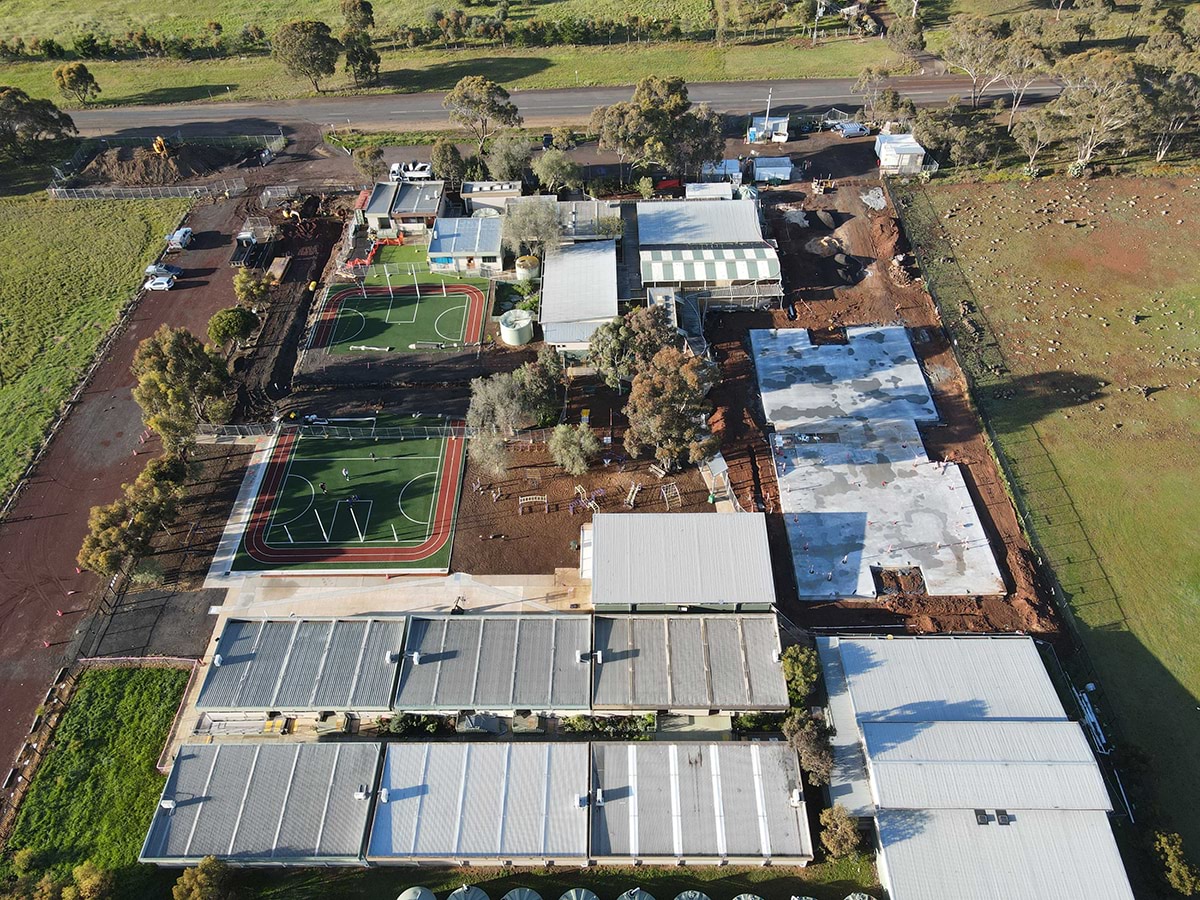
[590,742,812,863]
[590,513,776,610]
[368,743,590,862]
[636,200,763,246]
[816,635,1135,900]
[837,635,1066,722]
[540,240,618,328]
[752,326,1003,598]
[878,808,1134,900]
[865,721,1111,810]
[685,183,734,200]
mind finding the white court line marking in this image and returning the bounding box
[333,307,366,345]
[288,455,443,462]
[261,443,301,548]
[397,471,436,526]
[268,475,316,529]
[433,301,468,343]
[329,498,374,542]
[383,290,418,325]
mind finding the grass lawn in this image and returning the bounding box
[235,853,879,900]
[4,667,189,890]
[0,195,189,501]
[895,177,1200,849]
[233,417,464,572]
[0,0,717,42]
[0,38,901,109]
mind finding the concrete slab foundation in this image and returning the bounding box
[750,326,1003,600]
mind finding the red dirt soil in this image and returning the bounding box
[707,178,1061,638]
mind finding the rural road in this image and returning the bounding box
[69,75,1060,137]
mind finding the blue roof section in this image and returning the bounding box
[428,216,504,256]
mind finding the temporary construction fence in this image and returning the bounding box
[47,178,248,201]
[197,420,562,444]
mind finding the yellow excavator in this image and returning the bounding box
[151,135,174,158]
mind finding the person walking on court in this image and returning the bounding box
[369,451,377,463]
[319,482,328,495]
[350,494,359,504]
[342,467,351,481]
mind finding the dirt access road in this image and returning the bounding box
[0,132,351,777]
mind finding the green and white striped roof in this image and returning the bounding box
[640,245,780,284]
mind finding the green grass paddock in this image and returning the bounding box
[4,667,188,894]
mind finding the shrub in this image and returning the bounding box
[1156,832,1200,896]
[819,804,861,858]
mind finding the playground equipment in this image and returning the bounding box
[518,494,549,514]
[661,482,682,509]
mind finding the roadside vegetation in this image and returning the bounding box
[2,667,189,898]
[0,195,188,501]
[0,39,899,108]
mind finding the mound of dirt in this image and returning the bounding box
[79,143,238,186]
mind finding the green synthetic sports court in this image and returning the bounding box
[231,417,465,572]
[313,242,490,355]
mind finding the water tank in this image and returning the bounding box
[499,309,534,346]
[515,255,540,281]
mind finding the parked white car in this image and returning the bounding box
[836,122,870,138]
[145,263,183,278]
[143,275,177,292]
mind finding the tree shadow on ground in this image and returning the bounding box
[111,84,241,106]
[975,369,1106,433]
[380,55,551,94]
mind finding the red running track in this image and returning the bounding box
[313,284,487,351]
[239,428,465,565]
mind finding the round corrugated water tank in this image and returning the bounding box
[515,255,541,281]
[499,308,534,346]
[397,889,436,900]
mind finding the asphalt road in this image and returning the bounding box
[68,75,1060,137]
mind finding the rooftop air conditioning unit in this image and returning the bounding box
[996,809,1011,826]
[380,788,390,804]
[160,799,177,811]
[387,650,400,664]
[594,651,604,665]
[789,789,802,808]
[772,649,782,664]
[354,785,370,801]
[409,651,423,666]
[595,789,605,807]
[974,809,990,825]
[575,793,589,809]
[212,654,223,667]
[577,650,591,664]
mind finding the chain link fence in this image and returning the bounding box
[47,178,248,201]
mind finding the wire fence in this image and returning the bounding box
[196,421,566,444]
[47,178,248,201]
[889,178,1134,772]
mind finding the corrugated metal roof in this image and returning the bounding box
[394,615,591,712]
[393,181,445,214]
[592,614,787,711]
[197,618,405,711]
[837,636,1067,722]
[367,743,590,860]
[640,246,780,284]
[365,182,398,216]
[540,240,618,327]
[636,200,762,246]
[590,743,811,862]
[877,809,1135,900]
[865,721,1112,810]
[542,320,610,347]
[875,133,925,156]
[428,217,503,256]
[590,513,776,610]
[685,183,734,200]
[816,636,875,816]
[141,742,380,864]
